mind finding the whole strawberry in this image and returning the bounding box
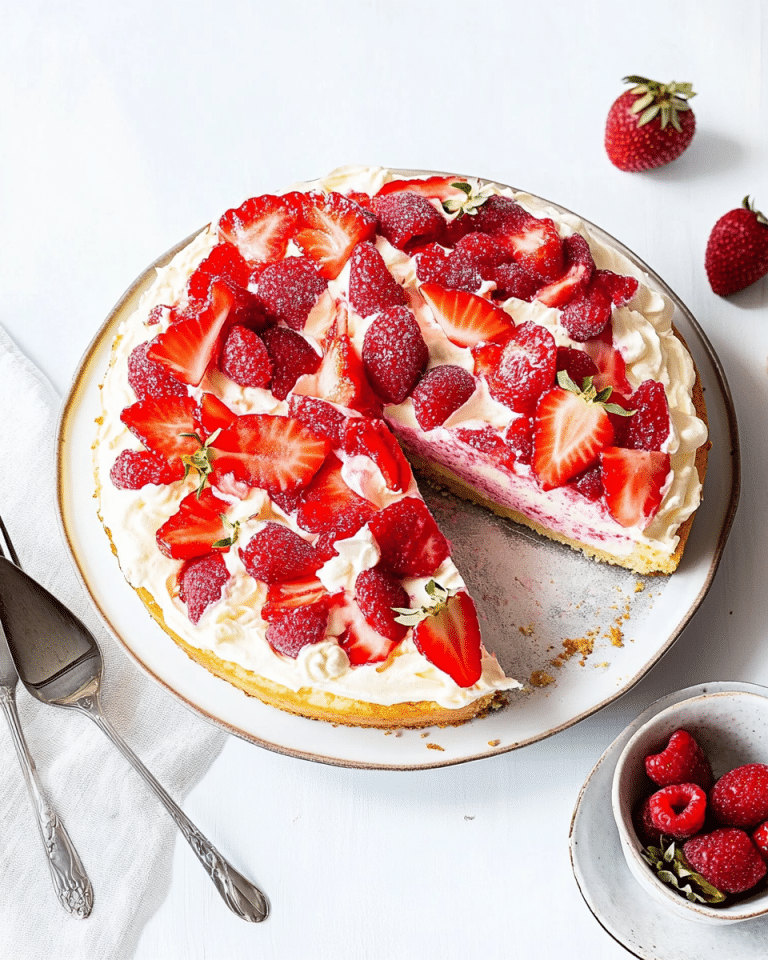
[710,763,768,828]
[683,828,767,895]
[705,197,768,295]
[605,76,696,172]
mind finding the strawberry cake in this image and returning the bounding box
[93,166,708,728]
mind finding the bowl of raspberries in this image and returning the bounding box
[612,687,768,923]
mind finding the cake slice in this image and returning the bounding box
[93,166,708,728]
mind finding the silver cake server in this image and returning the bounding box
[0,516,93,916]
[0,529,269,923]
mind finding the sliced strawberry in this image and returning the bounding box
[411,364,476,431]
[260,326,322,401]
[413,590,482,687]
[156,488,233,560]
[338,600,400,666]
[568,465,604,501]
[187,241,252,303]
[592,269,639,306]
[256,256,328,331]
[488,262,542,302]
[120,394,200,463]
[555,346,600,387]
[604,390,633,447]
[296,454,377,539]
[361,307,428,405]
[376,176,472,203]
[560,281,613,341]
[348,241,408,317]
[217,194,298,264]
[292,191,376,279]
[472,321,557,415]
[601,447,671,528]
[368,497,449,578]
[342,418,412,493]
[210,414,330,494]
[372,191,446,251]
[583,336,632,396]
[294,333,381,415]
[110,449,186,490]
[261,577,328,620]
[625,380,672,452]
[218,324,272,388]
[266,598,330,658]
[354,566,410,643]
[480,202,565,281]
[453,426,517,471]
[147,280,235,386]
[420,283,514,349]
[532,386,615,490]
[505,416,533,464]
[453,233,511,272]
[198,392,238,434]
[127,342,187,401]
[535,233,595,308]
[240,522,322,584]
[288,395,348,447]
[178,552,230,624]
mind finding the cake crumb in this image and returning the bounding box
[420,731,430,738]
[635,580,646,593]
[607,625,624,648]
[530,670,555,687]
[487,739,501,747]
[594,661,609,669]
[384,730,392,736]
[518,623,535,637]
[426,742,445,751]
[551,631,596,668]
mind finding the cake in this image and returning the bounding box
[93,166,708,728]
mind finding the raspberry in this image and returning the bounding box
[556,347,600,388]
[453,233,510,272]
[288,395,347,447]
[489,262,541,302]
[710,764,768,828]
[368,497,449,578]
[110,449,185,490]
[625,380,672,452]
[683,828,767,894]
[372,192,446,250]
[415,243,449,284]
[260,326,321,400]
[644,729,714,790]
[648,783,707,840]
[266,599,330,658]
[471,195,527,234]
[127,342,187,400]
[218,324,272,388]
[256,256,328,330]
[634,796,663,846]
[354,566,409,643]
[560,283,613,342]
[348,241,408,317]
[362,306,428,404]
[473,321,557,415]
[178,552,230,624]
[240,522,322,584]
[434,249,483,293]
[411,365,476,431]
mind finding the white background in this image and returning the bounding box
[1,1,767,957]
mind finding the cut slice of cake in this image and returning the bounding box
[93,166,708,728]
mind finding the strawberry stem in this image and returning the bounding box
[622,76,695,131]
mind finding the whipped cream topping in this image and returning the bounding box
[95,165,706,711]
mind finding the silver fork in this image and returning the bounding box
[0,518,269,922]
[0,518,93,918]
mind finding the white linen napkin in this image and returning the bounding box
[0,327,226,959]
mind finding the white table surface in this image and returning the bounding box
[2,1,766,957]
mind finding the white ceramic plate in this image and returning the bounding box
[570,682,768,959]
[56,176,739,770]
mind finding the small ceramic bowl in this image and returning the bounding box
[612,686,768,924]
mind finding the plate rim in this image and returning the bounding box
[55,170,741,770]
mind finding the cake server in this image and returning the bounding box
[0,518,93,917]
[0,535,269,923]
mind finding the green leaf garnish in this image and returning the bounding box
[642,836,726,905]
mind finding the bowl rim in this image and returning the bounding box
[611,689,768,922]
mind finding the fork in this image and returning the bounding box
[0,518,93,917]
[0,518,269,922]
